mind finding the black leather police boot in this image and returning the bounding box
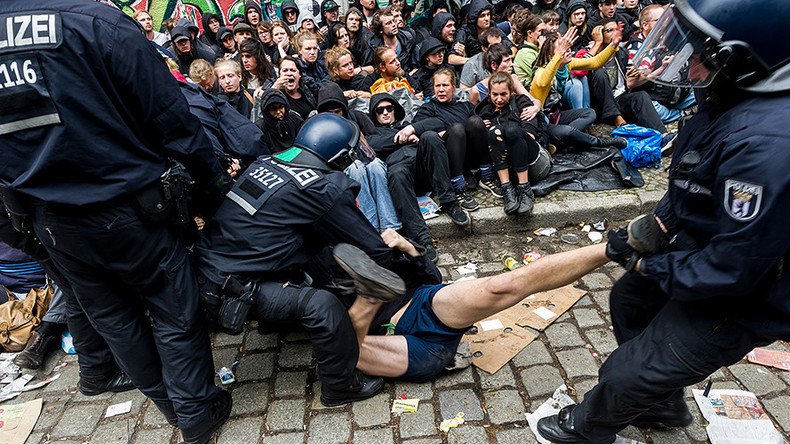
[181,390,232,444]
[332,243,406,302]
[320,370,384,407]
[537,405,615,443]
[13,331,57,370]
[631,398,693,428]
[79,371,136,396]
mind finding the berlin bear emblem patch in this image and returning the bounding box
[724,179,762,222]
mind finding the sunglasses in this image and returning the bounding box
[284,10,297,15]
[375,105,395,115]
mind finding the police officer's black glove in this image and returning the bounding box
[193,171,234,220]
[606,228,640,272]
[627,214,669,254]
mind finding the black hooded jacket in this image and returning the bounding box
[410,37,451,97]
[255,89,304,152]
[474,93,547,145]
[455,0,493,58]
[244,0,263,25]
[199,13,223,52]
[171,26,217,75]
[411,96,474,135]
[367,94,412,160]
[316,82,377,137]
[368,31,415,72]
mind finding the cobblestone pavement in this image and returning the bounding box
[19,228,790,444]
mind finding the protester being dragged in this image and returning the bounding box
[474,72,544,215]
[171,26,217,75]
[215,59,256,119]
[273,56,318,119]
[325,47,373,99]
[255,89,304,152]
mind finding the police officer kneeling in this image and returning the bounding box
[196,114,440,406]
[537,0,790,442]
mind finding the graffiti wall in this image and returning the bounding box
[110,0,284,31]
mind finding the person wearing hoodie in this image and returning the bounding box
[174,18,217,57]
[559,0,592,50]
[244,0,263,27]
[410,37,451,98]
[455,0,495,59]
[215,27,238,60]
[346,8,375,71]
[393,68,494,212]
[430,12,466,69]
[279,1,301,33]
[255,89,305,152]
[199,13,223,54]
[367,93,469,256]
[316,83,402,233]
[171,26,218,76]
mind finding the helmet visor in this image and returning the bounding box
[631,5,719,88]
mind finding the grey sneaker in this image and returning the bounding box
[479,176,504,198]
[332,243,406,302]
[455,189,480,211]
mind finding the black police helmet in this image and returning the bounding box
[293,113,361,170]
[631,0,790,93]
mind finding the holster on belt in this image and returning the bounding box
[218,275,258,335]
[0,183,30,233]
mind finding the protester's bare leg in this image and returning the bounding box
[348,297,381,348]
[432,244,608,329]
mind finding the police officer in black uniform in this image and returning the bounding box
[196,113,441,406]
[0,2,231,443]
[538,0,790,442]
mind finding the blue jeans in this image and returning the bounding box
[345,159,402,232]
[563,76,590,109]
[652,92,696,124]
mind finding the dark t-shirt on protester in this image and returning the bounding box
[287,94,316,120]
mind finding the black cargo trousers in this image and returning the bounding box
[31,202,221,430]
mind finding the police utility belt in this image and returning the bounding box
[0,161,194,233]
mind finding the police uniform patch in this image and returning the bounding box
[724,179,762,222]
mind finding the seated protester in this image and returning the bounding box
[215,27,238,60]
[178,79,270,167]
[513,12,547,87]
[318,0,341,35]
[194,115,440,407]
[585,19,673,142]
[243,0,263,27]
[300,17,320,35]
[239,39,276,90]
[531,0,566,16]
[391,4,416,42]
[617,0,642,32]
[233,22,256,49]
[271,20,297,61]
[134,10,169,46]
[199,12,223,54]
[215,59,255,120]
[459,27,503,89]
[454,0,496,59]
[171,26,217,76]
[332,236,609,383]
[587,0,635,41]
[497,2,523,43]
[345,8,375,72]
[280,1,301,33]
[624,4,695,124]
[541,10,561,33]
[468,43,536,105]
[409,0,452,43]
[559,0,592,51]
[410,37,451,98]
[325,46,373,99]
[393,68,490,211]
[257,22,280,66]
[368,93,470,251]
[430,12,467,70]
[369,47,417,95]
[474,72,543,215]
[357,0,380,27]
[189,59,219,93]
[273,56,319,120]
[255,89,305,152]
[317,83,401,233]
[296,32,331,86]
[527,31,627,151]
[369,6,414,73]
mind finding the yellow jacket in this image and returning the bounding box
[529,44,618,105]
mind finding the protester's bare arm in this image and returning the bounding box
[432,244,609,329]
